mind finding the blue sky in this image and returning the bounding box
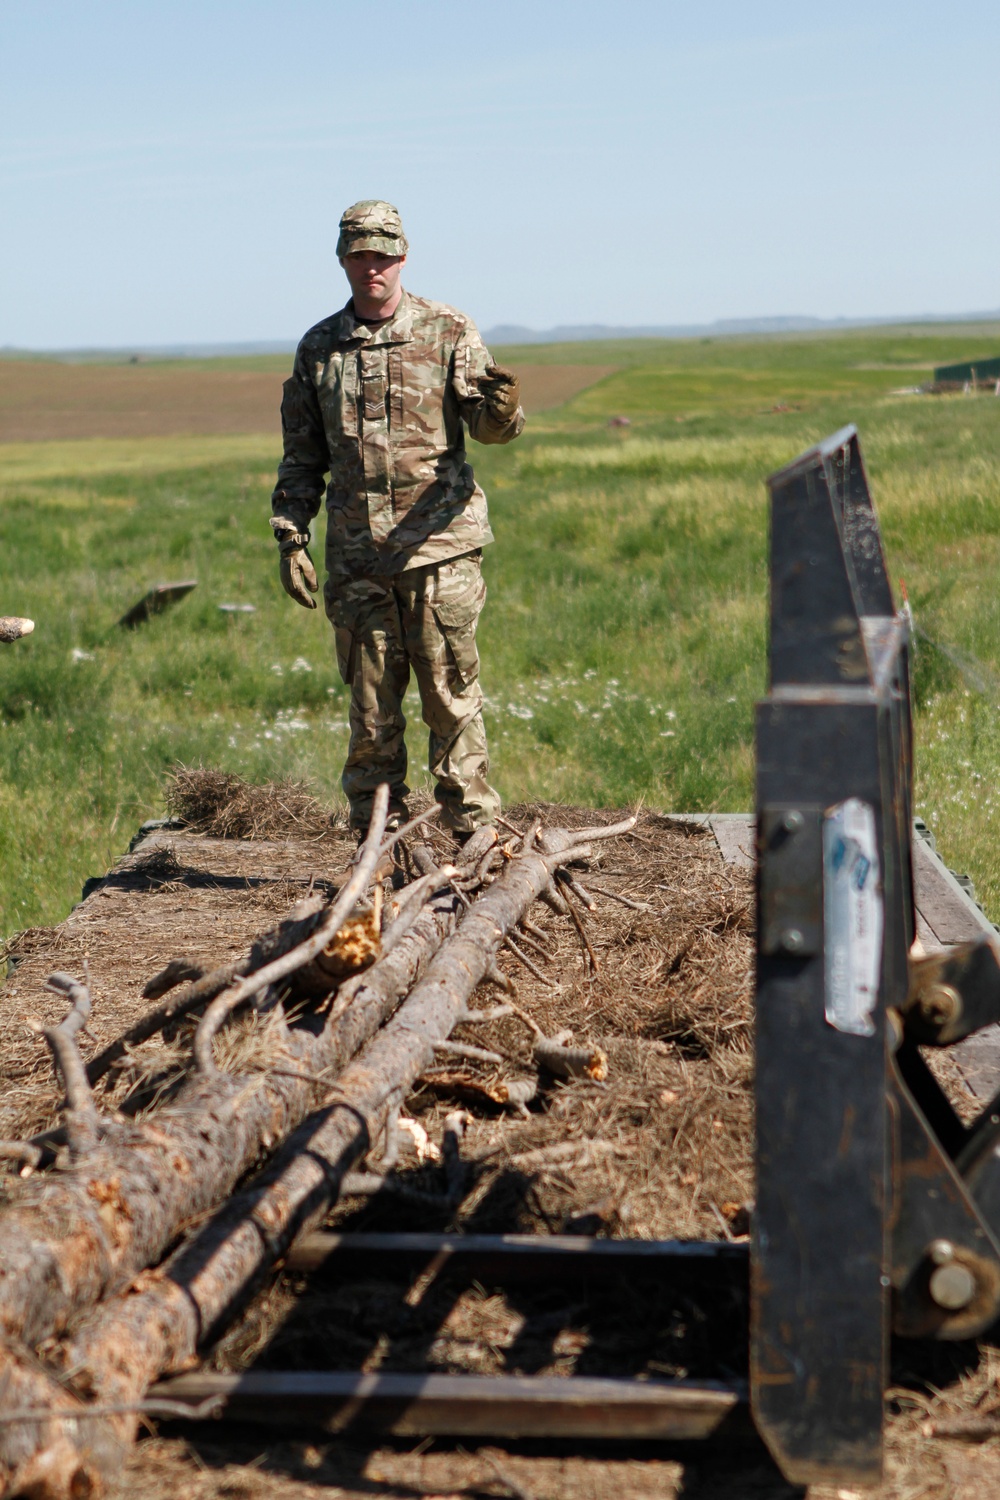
[2,0,998,348]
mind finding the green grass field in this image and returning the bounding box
[3,322,1000,940]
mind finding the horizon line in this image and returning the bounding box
[3,307,1000,360]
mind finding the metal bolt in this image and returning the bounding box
[918,984,961,1029]
[928,1239,954,1266]
[780,928,805,953]
[929,1261,977,1312]
[782,810,805,833]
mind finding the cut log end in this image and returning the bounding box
[534,1034,609,1082]
[0,616,34,643]
[10,1441,104,1500]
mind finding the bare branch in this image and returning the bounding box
[519,918,554,949]
[520,816,543,854]
[0,1395,224,1425]
[539,815,637,851]
[380,864,459,955]
[461,1004,514,1024]
[558,883,601,975]
[586,883,655,912]
[501,935,555,986]
[43,972,100,1157]
[556,869,597,912]
[368,802,442,863]
[504,1001,545,1039]
[512,927,552,964]
[86,959,247,1086]
[0,1143,43,1174]
[141,957,206,1001]
[539,880,571,917]
[193,785,391,1073]
[495,813,525,839]
[442,1110,469,1202]
[433,1039,504,1065]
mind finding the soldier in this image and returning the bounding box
[270,200,523,836]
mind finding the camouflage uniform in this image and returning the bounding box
[271,201,524,831]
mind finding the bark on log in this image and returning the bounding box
[0,819,633,1498]
[0,618,34,644]
[0,803,463,1363]
[533,1033,608,1081]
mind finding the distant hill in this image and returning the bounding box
[0,341,296,363]
[482,311,1000,344]
[4,308,1000,363]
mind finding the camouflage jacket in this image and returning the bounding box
[271,291,524,577]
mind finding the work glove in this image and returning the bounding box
[479,361,521,425]
[270,517,318,609]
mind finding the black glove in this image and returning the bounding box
[270,517,318,609]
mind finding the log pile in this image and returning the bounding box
[0,786,635,1499]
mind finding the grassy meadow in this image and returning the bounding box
[3,322,1000,939]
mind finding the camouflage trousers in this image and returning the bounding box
[323,551,501,833]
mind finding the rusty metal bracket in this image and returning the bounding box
[753,426,1000,1486]
[758,805,823,956]
[753,427,906,1487]
[903,937,1000,1046]
[889,1041,1000,1339]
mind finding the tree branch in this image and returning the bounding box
[193,785,391,1073]
[42,972,100,1158]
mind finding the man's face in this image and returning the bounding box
[340,250,406,313]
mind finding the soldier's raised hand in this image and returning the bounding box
[270,517,319,609]
[479,360,521,425]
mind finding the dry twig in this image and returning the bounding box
[41,972,100,1157]
[193,786,391,1073]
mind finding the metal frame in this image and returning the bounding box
[155,428,1000,1488]
[754,425,1000,1485]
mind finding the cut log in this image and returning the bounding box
[0,617,34,643]
[533,1032,608,1082]
[0,792,464,1358]
[0,817,634,1498]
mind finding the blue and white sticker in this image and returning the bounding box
[822,798,883,1037]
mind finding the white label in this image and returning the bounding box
[822,798,883,1037]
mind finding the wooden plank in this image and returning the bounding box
[150,1370,750,1441]
[912,837,994,946]
[709,816,755,869]
[915,910,940,950]
[951,1028,1000,1102]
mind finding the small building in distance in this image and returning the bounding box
[933,354,1000,389]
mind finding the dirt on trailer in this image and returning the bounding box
[1,777,999,1500]
[0,360,617,443]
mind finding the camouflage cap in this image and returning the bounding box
[336,200,408,258]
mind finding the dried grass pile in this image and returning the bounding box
[166,767,345,841]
